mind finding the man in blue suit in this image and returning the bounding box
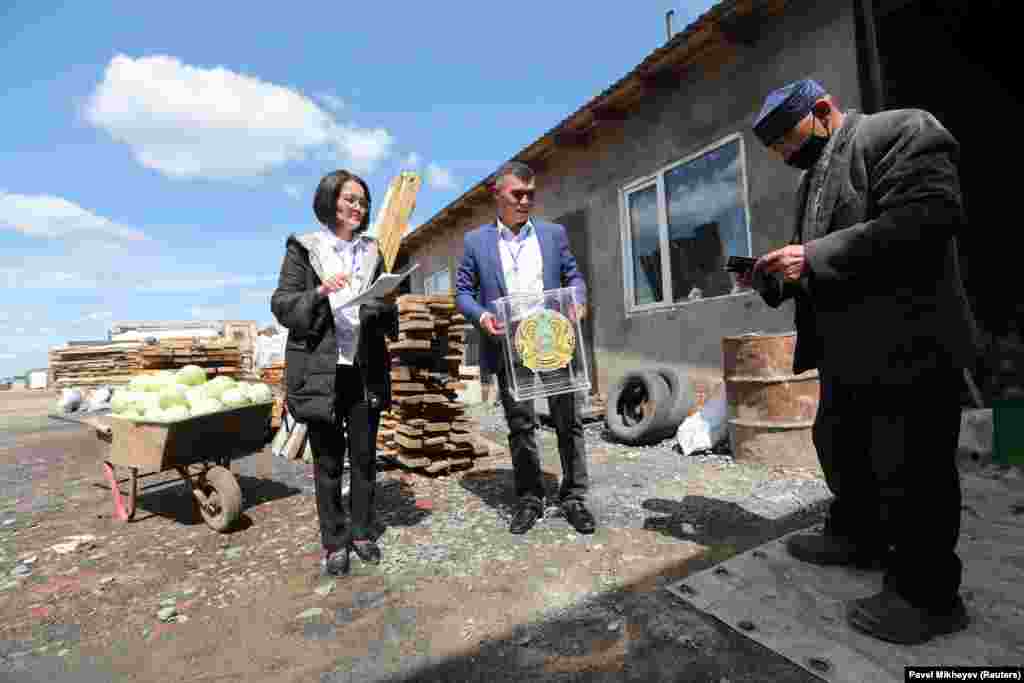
[456,161,595,536]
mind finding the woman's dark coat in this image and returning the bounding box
[270,233,398,424]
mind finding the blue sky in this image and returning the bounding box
[0,0,716,378]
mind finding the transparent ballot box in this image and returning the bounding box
[493,287,591,402]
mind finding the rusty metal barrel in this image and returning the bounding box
[722,332,821,470]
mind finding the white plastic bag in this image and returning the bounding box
[57,388,83,414]
[270,411,297,458]
[676,413,713,456]
[676,383,729,455]
[86,387,112,411]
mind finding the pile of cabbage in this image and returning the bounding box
[110,365,273,423]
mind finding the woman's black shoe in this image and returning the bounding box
[322,548,350,576]
[350,539,382,565]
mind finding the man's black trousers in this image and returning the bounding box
[495,359,588,508]
[813,366,963,610]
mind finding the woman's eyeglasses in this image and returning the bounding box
[339,195,369,210]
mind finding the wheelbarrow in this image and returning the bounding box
[76,402,273,532]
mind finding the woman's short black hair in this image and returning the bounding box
[312,170,372,232]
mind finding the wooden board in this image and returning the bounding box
[395,424,423,437]
[424,459,449,474]
[398,295,456,305]
[375,171,421,273]
[392,382,427,392]
[399,320,435,332]
[665,472,1024,682]
[389,340,432,351]
[394,433,422,450]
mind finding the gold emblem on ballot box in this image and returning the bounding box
[514,308,576,372]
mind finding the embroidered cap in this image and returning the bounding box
[753,78,826,147]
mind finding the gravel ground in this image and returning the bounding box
[1,394,836,682]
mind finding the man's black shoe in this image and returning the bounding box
[510,504,542,534]
[563,500,596,535]
[847,589,969,644]
[785,532,885,569]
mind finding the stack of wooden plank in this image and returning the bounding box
[376,294,491,475]
[260,361,287,429]
[49,337,245,389]
[138,337,242,376]
[49,342,145,389]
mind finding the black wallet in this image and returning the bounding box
[725,255,758,273]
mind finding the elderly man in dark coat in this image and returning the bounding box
[741,79,979,644]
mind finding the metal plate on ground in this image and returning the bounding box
[666,473,1024,682]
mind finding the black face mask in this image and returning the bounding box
[785,118,831,170]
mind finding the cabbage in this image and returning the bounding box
[246,383,273,403]
[184,386,208,406]
[111,390,145,414]
[162,405,190,422]
[120,408,144,420]
[205,376,235,400]
[220,388,250,408]
[190,397,223,416]
[176,365,208,387]
[139,394,162,416]
[142,407,165,422]
[158,385,189,410]
[131,373,175,393]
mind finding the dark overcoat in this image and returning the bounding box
[270,232,398,424]
[759,109,980,385]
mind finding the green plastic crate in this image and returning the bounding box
[993,398,1024,466]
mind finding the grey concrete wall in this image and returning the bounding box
[404,0,864,395]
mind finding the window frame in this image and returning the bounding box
[423,267,451,295]
[618,132,754,316]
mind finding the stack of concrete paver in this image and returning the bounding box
[377,295,490,474]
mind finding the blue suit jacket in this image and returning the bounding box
[455,220,587,374]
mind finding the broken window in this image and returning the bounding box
[621,135,751,311]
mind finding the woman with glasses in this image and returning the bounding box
[271,169,399,576]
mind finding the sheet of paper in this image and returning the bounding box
[340,263,420,309]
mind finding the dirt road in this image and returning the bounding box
[1,391,828,682]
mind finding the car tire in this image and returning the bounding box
[605,369,673,446]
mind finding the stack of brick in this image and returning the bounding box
[376,295,490,474]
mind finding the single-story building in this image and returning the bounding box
[397,0,1017,402]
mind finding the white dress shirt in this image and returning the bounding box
[495,218,544,322]
[315,227,369,365]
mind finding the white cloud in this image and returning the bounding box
[190,305,226,320]
[283,184,302,200]
[425,162,458,191]
[144,274,276,293]
[0,353,15,360]
[86,55,394,178]
[0,311,7,321]
[14,327,25,334]
[402,152,421,169]
[39,327,56,335]
[315,92,345,113]
[0,191,147,242]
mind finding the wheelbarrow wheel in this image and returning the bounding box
[197,465,242,532]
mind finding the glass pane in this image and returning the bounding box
[437,269,450,295]
[627,186,662,306]
[665,139,749,301]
